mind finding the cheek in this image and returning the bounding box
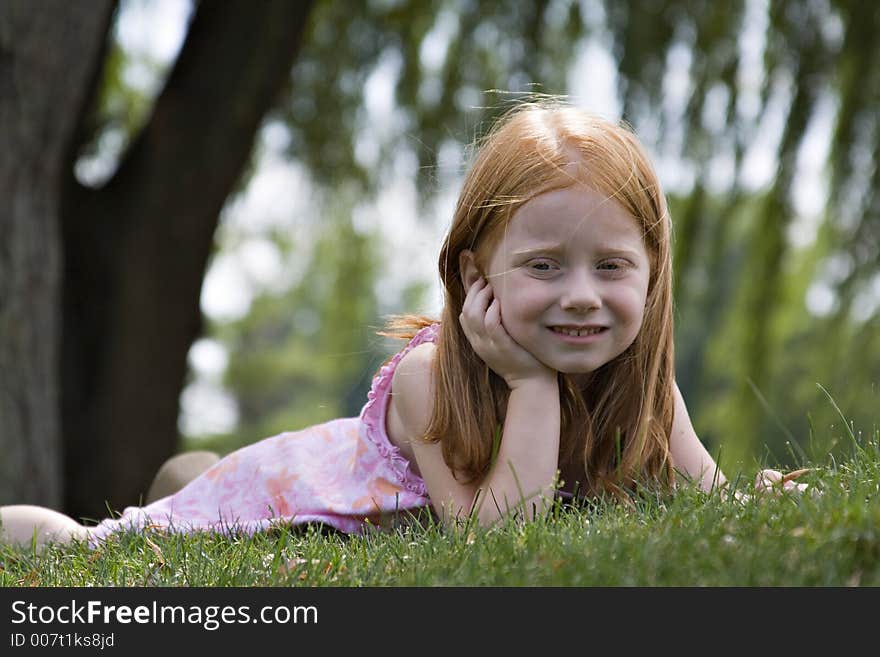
[612,284,649,332]
[495,277,548,321]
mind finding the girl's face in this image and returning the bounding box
[484,183,650,374]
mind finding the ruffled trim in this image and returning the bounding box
[359,323,440,499]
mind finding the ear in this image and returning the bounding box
[458,250,482,292]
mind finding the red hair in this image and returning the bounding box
[384,101,675,497]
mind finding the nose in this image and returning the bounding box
[560,269,602,312]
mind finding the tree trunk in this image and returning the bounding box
[0,0,115,507]
[61,0,314,520]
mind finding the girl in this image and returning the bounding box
[0,101,804,548]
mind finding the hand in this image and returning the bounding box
[459,277,555,389]
[753,468,812,495]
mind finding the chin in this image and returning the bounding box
[548,352,624,375]
[560,365,603,375]
[545,360,605,375]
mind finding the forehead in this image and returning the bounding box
[500,184,645,250]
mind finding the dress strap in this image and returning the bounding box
[359,323,439,497]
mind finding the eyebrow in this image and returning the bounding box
[512,244,644,259]
[511,245,565,257]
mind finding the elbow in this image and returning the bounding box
[469,487,554,528]
[432,484,555,529]
[432,489,507,529]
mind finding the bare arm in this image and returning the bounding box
[669,381,812,497]
[668,381,727,492]
[471,377,560,524]
[390,272,562,527]
[389,342,561,528]
[456,276,562,524]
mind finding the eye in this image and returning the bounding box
[524,258,560,277]
[597,258,632,274]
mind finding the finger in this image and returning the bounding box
[783,481,809,493]
[757,469,783,487]
[763,469,784,482]
[755,479,778,494]
[461,277,486,315]
[468,279,494,317]
[460,279,491,330]
[484,297,503,335]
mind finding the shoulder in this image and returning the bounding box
[395,341,436,378]
[388,340,482,519]
[388,342,437,440]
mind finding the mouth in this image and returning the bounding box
[550,325,607,337]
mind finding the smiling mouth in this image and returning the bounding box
[550,326,607,337]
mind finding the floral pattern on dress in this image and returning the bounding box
[87,324,439,545]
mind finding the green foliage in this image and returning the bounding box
[90,0,878,464]
[190,189,397,453]
[246,0,880,465]
[3,425,879,586]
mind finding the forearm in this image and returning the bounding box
[471,378,560,526]
[669,381,727,492]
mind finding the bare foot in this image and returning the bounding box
[0,505,88,548]
[146,451,221,503]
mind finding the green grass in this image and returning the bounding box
[2,428,879,587]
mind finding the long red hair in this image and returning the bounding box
[383,101,675,497]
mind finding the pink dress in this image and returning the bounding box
[87,324,437,546]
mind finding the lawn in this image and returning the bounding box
[2,426,878,587]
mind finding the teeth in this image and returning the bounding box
[553,327,604,337]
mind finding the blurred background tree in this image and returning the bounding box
[2,0,877,518]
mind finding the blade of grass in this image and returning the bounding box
[817,383,859,451]
[746,378,808,462]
